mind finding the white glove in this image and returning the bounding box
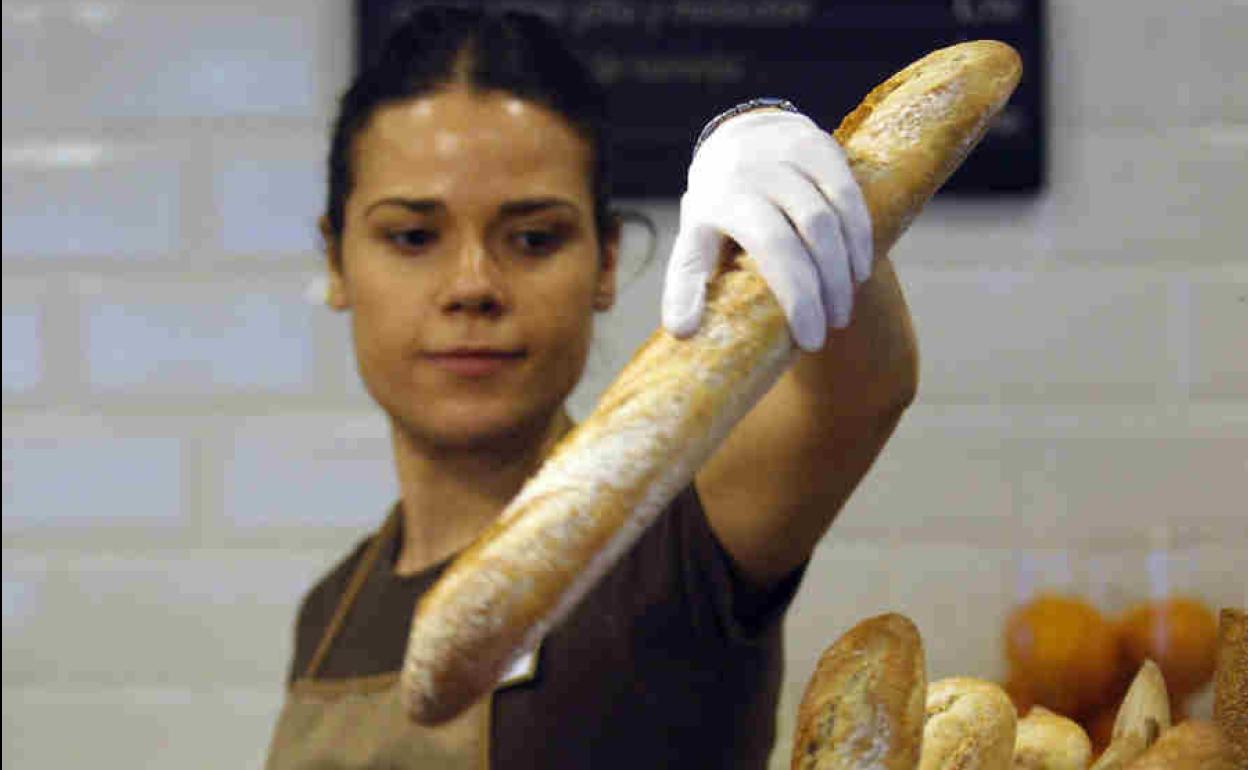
[662,108,873,351]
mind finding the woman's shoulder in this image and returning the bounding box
[284,531,379,683]
[296,533,377,620]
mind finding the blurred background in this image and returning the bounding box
[2,1,1245,768]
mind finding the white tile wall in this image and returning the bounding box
[2,1,1245,769]
[2,140,185,258]
[1189,274,1248,397]
[1049,1,1248,127]
[837,404,1248,546]
[903,268,1179,402]
[218,412,397,536]
[1047,127,1248,264]
[1,549,333,688]
[2,686,281,770]
[1,4,322,123]
[313,304,377,403]
[213,133,327,257]
[3,415,188,533]
[2,302,42,392]
[79,276,318,395]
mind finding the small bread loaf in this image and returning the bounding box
[401,40,1023,725]
[790,613,926,770]
[1110,660,1171,745]
[1087,735,1147,770]
[1089,661,1170,770]
[1012,706,1092,770]
[1213,607,1247,768]
[919,677,1018,770]
[1122,720,1238,770]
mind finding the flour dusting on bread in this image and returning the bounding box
[403,40,1023,726]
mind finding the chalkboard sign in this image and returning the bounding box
[356,0,1046,197]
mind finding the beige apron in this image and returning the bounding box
[264,510,534,770]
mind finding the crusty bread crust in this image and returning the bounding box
[791,613,926,770]
[1122,720,1238,770]
[835,40,1024,257]
[1213,608,1247,769]
[1012,706,1092,770]
[919,677,1018,770]
[401,40,1023,725]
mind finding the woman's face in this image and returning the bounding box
[327,87,617,451]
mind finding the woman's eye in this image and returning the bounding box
[388,229,437,252]
[512,228,565,255]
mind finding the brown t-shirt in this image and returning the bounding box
[286,485,806,768]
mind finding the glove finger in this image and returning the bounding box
[759,164,855,330]
[800,136,874,284]
[661,221,721,337]
[714,193,827,351]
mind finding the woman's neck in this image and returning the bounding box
[389,410,573,576]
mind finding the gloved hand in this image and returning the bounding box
[661,108,873,352]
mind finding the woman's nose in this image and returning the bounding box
[440,242,507,317]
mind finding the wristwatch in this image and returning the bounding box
[693,97,802,157]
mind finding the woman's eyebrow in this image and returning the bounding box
[364,197,442,216]
[498,198,578,218]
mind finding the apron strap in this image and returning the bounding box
[302,505,401,680]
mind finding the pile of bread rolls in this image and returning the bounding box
[791,607,1246,770]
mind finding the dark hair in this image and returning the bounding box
[324,5,615,259]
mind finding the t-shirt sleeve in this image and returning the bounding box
[673,484,809,646]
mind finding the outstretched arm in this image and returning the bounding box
[665,102,918,590]
[696,254,917,589]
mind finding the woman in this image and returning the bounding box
[265,6,917,768]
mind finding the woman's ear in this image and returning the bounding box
[593,219,620,312]
[319,215,350,311]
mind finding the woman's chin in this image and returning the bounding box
[398,401,555,453]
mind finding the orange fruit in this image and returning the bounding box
[1003,671,1036,715]
[1085,704,1117,756]
[1004,593,1123,717]
[1119,596,1218,697]
[1170,694,1188,723]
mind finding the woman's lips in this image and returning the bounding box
[423,348,525,378]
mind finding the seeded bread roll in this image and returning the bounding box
[1013,706,1093,770]
[1213,607,1247,769]
[1122,720,1237,770]
[401,40,1023,725]
[790,613,927,770]
[920,677,1018,770]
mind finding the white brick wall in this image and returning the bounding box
[2,2,1245,768]
[3,140,185,258]
[2,285,43,392]
[80,277,319,394]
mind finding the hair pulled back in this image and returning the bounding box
[325,5,613,256]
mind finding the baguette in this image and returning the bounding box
[1121,720,1237,770]
[1012,706,1093,770]
[790,613,926,770]
[919,677,1018,770]
[401,40,1023,725]
[1213,607,1247,768]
